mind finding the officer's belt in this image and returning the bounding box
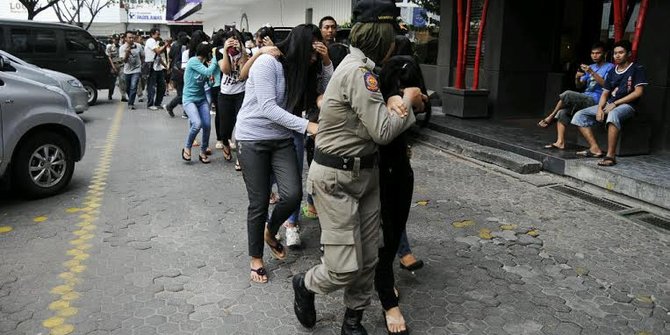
[314,149,377,171]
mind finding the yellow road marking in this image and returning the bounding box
[43,103,124,335]
[34,216,48,223]
[0,226,13,233]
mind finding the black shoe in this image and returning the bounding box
[293,273,316,328]
[121,97,128,102]
[164,105,174,117]
[341,308,367,335]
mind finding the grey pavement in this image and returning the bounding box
[1,92,670,335]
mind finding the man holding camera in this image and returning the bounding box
[144,28,171,110]
[119,31,144,110]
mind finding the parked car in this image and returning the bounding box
[0,55,86,198]
[0,50,89,113]
[0,19,112,105]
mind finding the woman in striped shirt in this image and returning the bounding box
[235,24,321,283]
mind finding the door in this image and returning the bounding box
[63,30,109,89]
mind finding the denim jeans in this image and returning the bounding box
[237,139,302,257]
[287,131,305,224]
[124,72,141,106]
[571,103,635,130]
[183,99,211,152]
[147,69,166,107]
[396,229,412,257]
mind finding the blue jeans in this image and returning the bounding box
[124,72,141,106]
[571,104,635,130]
[184,100,211,152]
[396,229,412,257]
[287,131,305,224]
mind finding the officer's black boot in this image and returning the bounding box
[292,273,316,328]
[341,308,367,335]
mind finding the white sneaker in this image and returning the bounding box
[285,226,301,248]
[215,141,224,149]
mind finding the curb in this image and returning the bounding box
[410,127,543,174]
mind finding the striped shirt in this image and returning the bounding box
[234,55,309,141]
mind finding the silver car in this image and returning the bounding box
[0,50,89,113]
[0,55,86,198]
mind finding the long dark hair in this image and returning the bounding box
[189,30,210,58]
[275,24,323,115]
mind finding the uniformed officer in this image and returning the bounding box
[292,0,427,333]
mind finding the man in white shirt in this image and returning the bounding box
[144,28,171,109]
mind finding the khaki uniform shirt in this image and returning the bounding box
[316,47,416,157]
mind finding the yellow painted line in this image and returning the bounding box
[0,226,13,233]
[42,103,124,335]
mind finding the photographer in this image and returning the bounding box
[145,28,172,110]
[118,31,144,110]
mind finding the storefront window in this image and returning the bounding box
[398,0,440,65]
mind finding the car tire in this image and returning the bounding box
[12,132,75,198]
[81,80,97,106]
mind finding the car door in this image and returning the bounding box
[62,29,108,86]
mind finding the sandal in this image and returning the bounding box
[204,148,212,156]
[264,228,287,260]
[576,150,604,158]
[222,146,232,161]
[598,156,617,166]
[382,310,409,335]
[543,143,564,150]
[250,267,268,283]
[235,160,242,171]
[192,140,200,147]
[181,148,191,161]
[199,154,211,164]
[399,254,424,272]
[301,206,318,220]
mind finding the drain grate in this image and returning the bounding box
[623,211,670,231]
[550,185,632,211]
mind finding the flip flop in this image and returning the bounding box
[235,160,242,171]
[250,267,268,283]
[264,229,287,260]
[222,146,232,161]
[181,148,191,161]
[598,156,617,166]
[576,150,604,158]
[543,143,564,150]
[301,206,318,219]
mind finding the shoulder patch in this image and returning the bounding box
[363,71,379,92]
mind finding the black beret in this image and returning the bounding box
[352,0,401,32]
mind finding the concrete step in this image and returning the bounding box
[410,127,543,174]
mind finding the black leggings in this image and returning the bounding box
[216,91,245,143]
[374,134,414,311]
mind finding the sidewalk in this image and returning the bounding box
[417,109,670,211]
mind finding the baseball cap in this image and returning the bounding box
[352,0,402,32]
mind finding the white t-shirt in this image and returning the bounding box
[219,48,246,95]
[153,53,166,71]
[181,49,189,69]
[144,37,158,62]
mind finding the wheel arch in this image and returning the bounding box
[11,124,83,165]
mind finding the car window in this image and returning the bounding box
[34,29,57,53]
[10,29,31,53]
[0,27,5,50]
[65,30,97,52]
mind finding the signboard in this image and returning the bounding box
[125,0,167,23]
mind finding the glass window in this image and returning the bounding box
[65,30,96,52]
[33,29,57,53]
[10,29,31,53]
[398,0,440,65]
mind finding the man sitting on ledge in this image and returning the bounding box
[541,42,613,150]
[571,40,647,167]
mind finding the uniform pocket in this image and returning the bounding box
[321,229,359,273]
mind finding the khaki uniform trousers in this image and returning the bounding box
[304,161,381,310]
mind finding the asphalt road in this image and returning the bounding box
[1,92,669,335]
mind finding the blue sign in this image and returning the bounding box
[413,8,427,27]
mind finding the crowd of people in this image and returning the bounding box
[105,1,428,333]
[100,1,649,332]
